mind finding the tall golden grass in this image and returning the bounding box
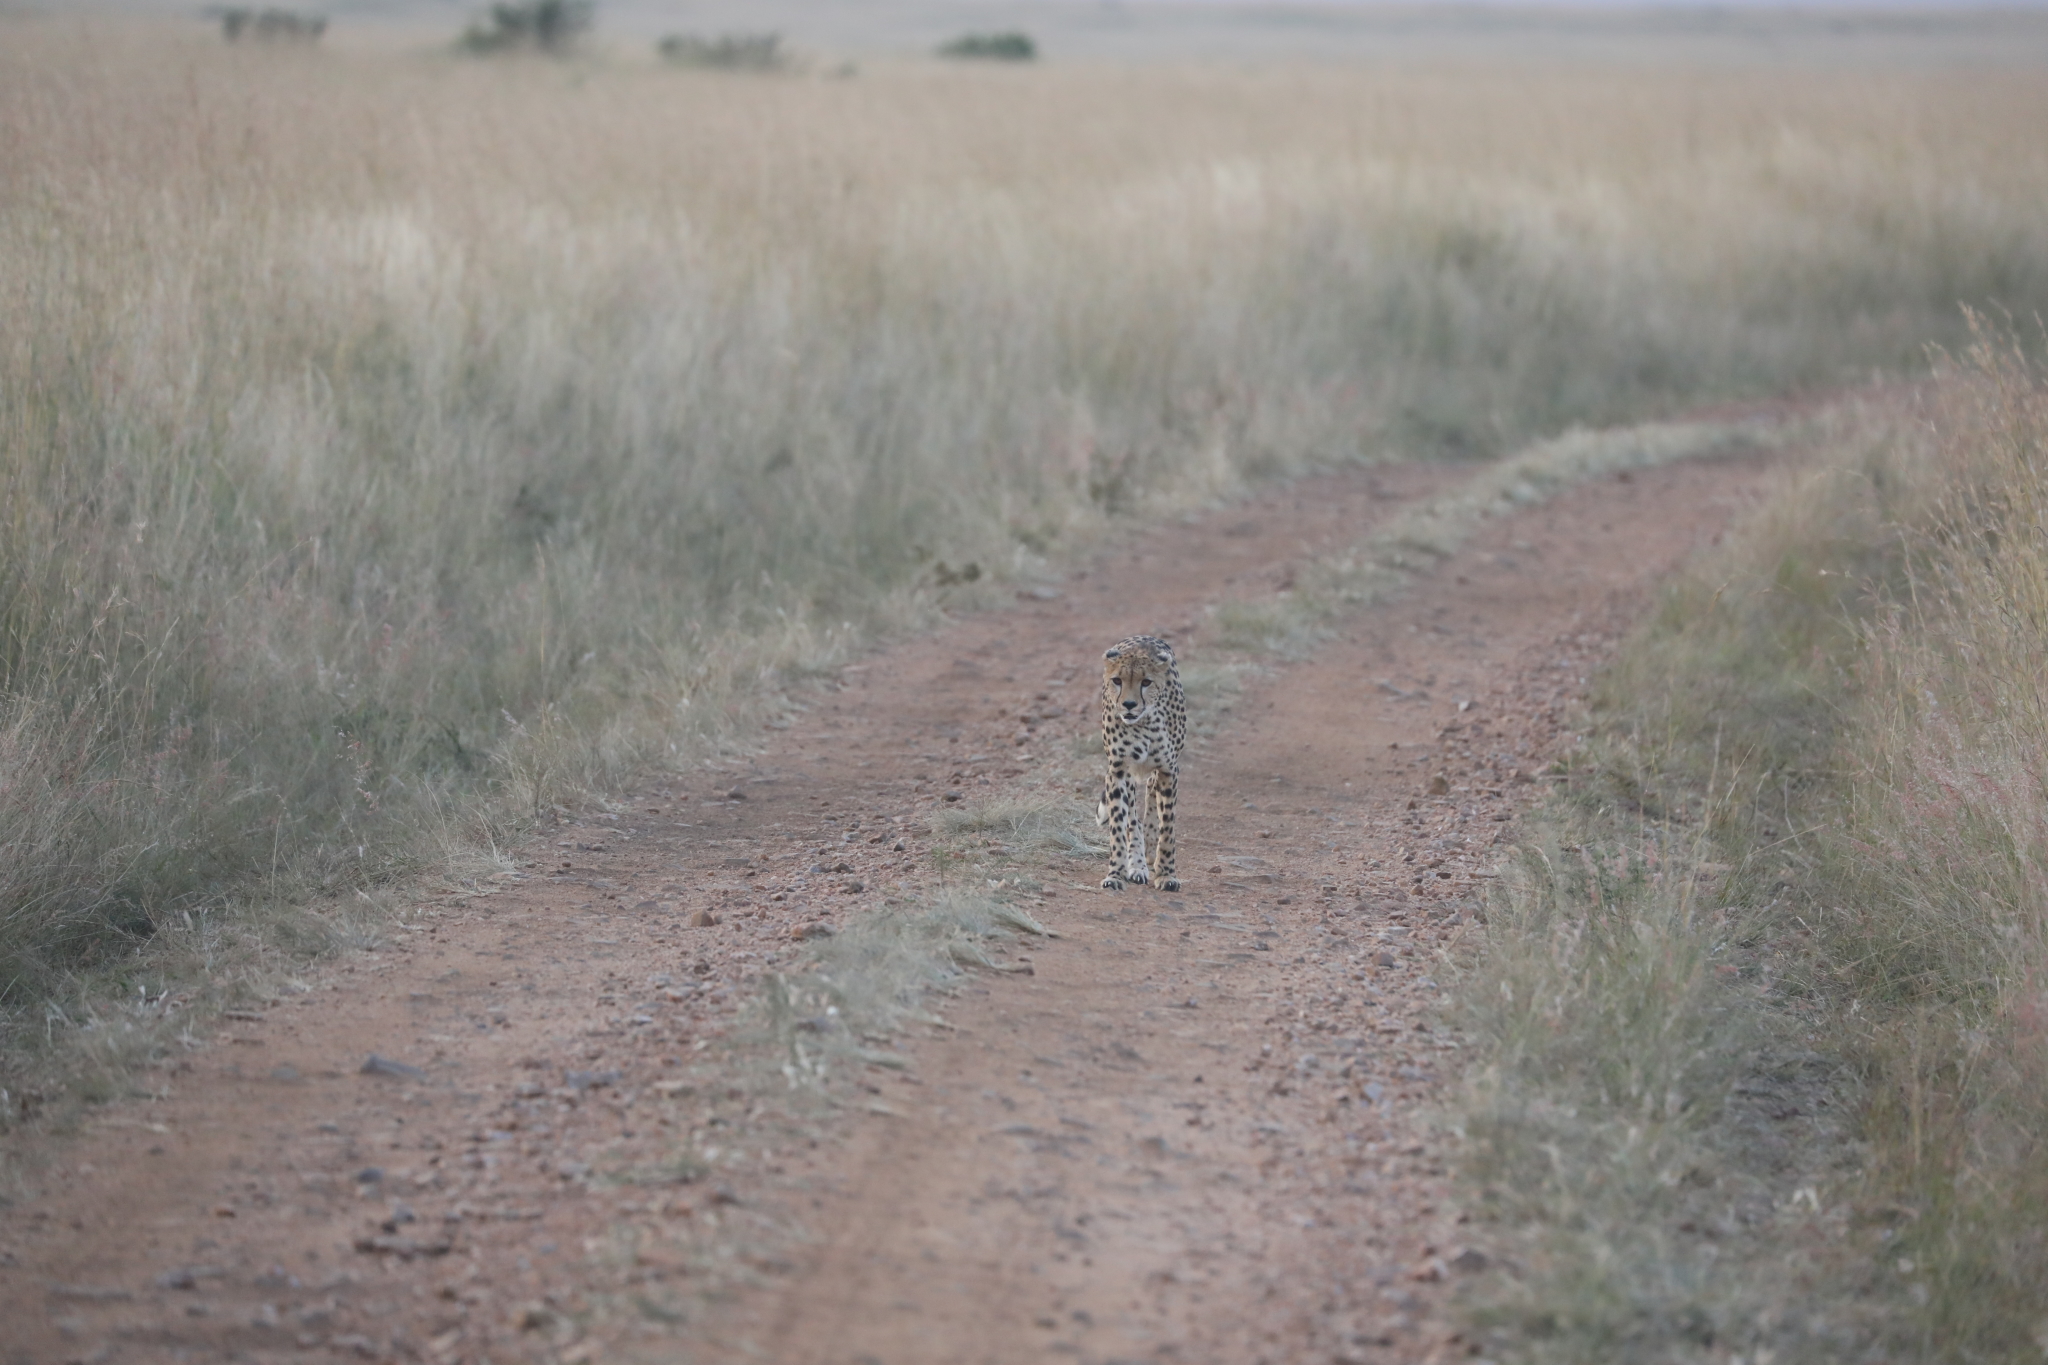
[1822,340,2048,1357]
[5,16,2048,1062]
[1458,331,2048,1360]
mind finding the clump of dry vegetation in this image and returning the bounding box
[4,15,2048,1083]
[1456,331,2048,1361]
[216,8,326,44]
[656,32,786,71]
[751,889,1054,1094]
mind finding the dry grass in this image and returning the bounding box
[929,794,1099,858]
[1814,340,2048,1359]
[1449,408,1909,1362]
[1457,816,1836,1362]
[748,889,1053,1095]
[1454,331,2048,1362]
[6,16,2048,1085]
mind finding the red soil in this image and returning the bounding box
[0,447,1782,1365]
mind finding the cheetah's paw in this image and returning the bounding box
[1158,877,1181,892]
[1101,875,1127,891]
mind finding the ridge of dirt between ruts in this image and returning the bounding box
[0,449,1786,1365]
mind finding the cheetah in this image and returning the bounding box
[1097,634,1187,892]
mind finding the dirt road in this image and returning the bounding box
[0,445,1782,1365]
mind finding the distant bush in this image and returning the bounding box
[460,0,593,55]
[216,8,326,43]
[936,32,1035,62]
[657,32,786,71]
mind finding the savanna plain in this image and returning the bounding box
[6,8,2048,1363]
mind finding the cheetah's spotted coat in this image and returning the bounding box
[1097,635,1186,891]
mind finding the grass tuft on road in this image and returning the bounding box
[751,890,1052,1093]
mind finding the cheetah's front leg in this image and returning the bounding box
[1148,770,1180,892]
[1100,768,1149,890]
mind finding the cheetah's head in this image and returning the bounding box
[1102,639,1172,725]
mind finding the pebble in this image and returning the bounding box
[154,1265,223,1290]
[351,1233,451,1259]
[360,1055,427,1081]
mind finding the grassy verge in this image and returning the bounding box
[1452,332,2048,1362]
[7,19,2048,1093]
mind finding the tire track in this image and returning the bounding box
[0,450,1783,1365]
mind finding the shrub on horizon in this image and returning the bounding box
[215,7,326,43]
[459,0,593,55]
[657,32,786,71]
[936,31,1036,62]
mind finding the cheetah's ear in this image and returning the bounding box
[1103,648,1120,660]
